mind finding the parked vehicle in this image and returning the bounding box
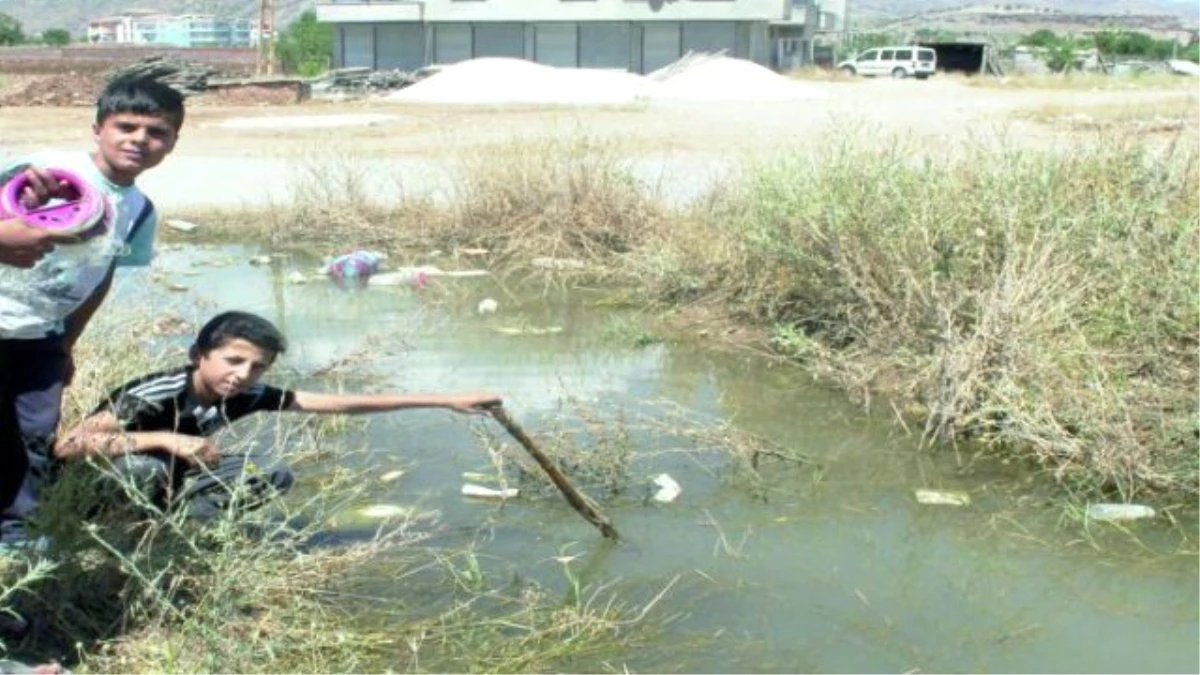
[837,46,937,79]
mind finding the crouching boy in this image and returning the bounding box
[55,311,501,519]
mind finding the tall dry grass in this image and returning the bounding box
[644,130,1199,499]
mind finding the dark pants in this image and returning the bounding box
[98,449,295,522]
[0,335,67,542]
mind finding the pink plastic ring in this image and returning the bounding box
[1,168,107,237]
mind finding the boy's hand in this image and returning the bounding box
[0,218,80,268]
[168,435,220,468]
[15,167,74,209]
[444,393,503,415]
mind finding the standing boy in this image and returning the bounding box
[55,311,502,519]
[0,77,184,544]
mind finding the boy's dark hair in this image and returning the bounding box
[96,76,186,130]
[189,311,287,362]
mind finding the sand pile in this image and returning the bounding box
[388,58,650,105]
[648,53,826,102]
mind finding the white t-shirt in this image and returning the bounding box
[0,150,158,339]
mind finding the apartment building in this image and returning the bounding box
[87,12,255,48]
[316,0,848,72]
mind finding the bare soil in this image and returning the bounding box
[0,74,1194,210]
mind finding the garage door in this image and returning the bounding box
[473,22,524,59]
[641,22,680,74]
[579,22,631,70]
[434,23,471,64]
[681,21,736,56]
[342,24,374,68]
[535,23,576,68]
[375,23,424,70]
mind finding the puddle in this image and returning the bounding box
[108,245,1199,673]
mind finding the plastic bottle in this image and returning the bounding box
[0,167,117,320]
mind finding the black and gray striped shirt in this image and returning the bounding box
[95,366,295,437]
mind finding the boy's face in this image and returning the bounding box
[92,112,179,185]
[193,339,274,400]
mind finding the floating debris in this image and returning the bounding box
[1086,503,1156,522]
[249,255,272,266]
[358,504,414,519]
[652,473,682,503]
[477,297,499,314]
[379,470,405,483]
[914,489,971,507]
[531,256,586,271]
[491,325,564,336]
[461,483,519,499]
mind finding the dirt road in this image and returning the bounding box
[0,76,1193,210]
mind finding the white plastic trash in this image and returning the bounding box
[379,470,405,483]
[461,483,519,499]
[652,473,682,503]
[477,297,499,314]
[359,504,413,519]
[1086,503,1156,522]
[914,489,971,506]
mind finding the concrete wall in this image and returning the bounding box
[318,0,792,24]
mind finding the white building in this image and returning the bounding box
[87,11,255,47]
[315,0,848,72]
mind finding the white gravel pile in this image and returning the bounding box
[386,54,825,105]
[648,53,827,102]
[388,58,650,104]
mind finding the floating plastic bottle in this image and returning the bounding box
[1086,503,1156,522]
[0,167,117,323]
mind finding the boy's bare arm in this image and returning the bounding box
[55,412,219,467]
[290,391,502,415]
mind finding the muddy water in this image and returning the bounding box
[115,245,1198,673]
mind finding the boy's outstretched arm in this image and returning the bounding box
[289,391,502,415]
[55,412,219,467]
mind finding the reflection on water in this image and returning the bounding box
[109,245,1199,673]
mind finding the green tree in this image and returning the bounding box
[276,10,332,77]
[42,28,70,46]
[1021,29,1059,49]
[0,12,24,45]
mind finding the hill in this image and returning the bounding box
[854,1,1200,35]
[0,0,312,38]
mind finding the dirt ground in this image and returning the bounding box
[0,75,1194,210]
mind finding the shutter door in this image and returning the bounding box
[578,22,631,70]
[375,23,424,70]
[681,21,736,56]
[472,22,524,59]
[342,24,375,68]
[535,23,576,68]
[641,22,680,74]
[434,23,471,64]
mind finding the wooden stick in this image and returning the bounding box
[487,406,620,541]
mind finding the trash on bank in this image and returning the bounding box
[323,250,385,286]
[248,255,272,266]
[461,483,519,499]
[164,218,199,232]
[914,489,971,506]
[1086,503,1156,522]
[652,473,682,503]
[286,270,308,285]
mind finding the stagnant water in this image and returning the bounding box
[112,244,1197,673]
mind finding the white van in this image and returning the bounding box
[837,46,937,79]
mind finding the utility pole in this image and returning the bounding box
[257,0,276,76]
